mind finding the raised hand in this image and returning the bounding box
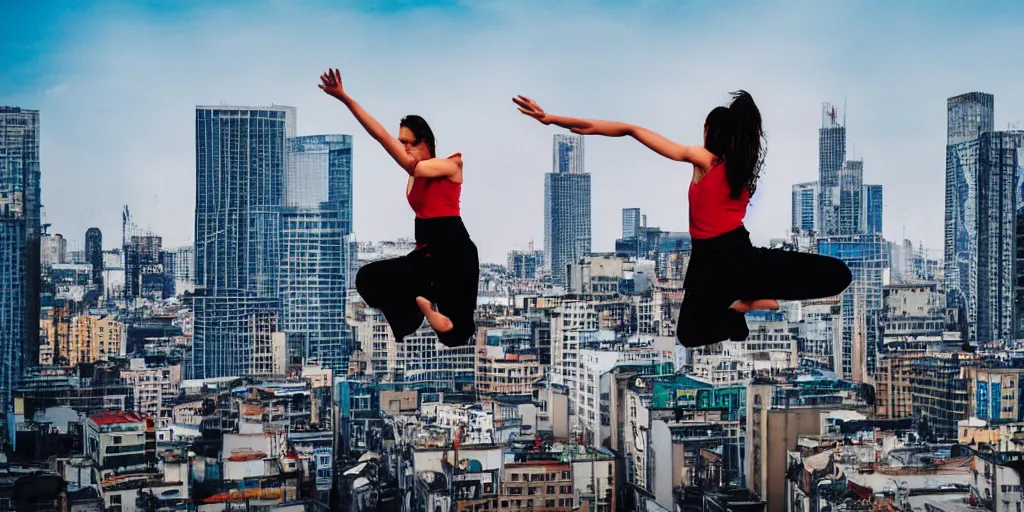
[319,68,347,101]
[513,95,551,125]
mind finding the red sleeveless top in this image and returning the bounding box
[407,154,462,218]
[688,161,749,239]
[407,178,461,218]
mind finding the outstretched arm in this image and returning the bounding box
[514,95,715,169]
[320,68,416,173]
[338,95,417,173]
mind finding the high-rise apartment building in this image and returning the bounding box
[0,106,40,417]
[544,134,591,286]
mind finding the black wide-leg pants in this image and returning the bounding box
[355,216,479,347]
[677,226,853,348]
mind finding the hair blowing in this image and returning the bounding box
[400,115,436,158]
[703,90,766,200]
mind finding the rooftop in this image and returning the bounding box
[90,411,146,426]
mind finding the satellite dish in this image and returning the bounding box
[635,378,644,388]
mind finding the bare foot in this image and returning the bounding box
[729,299,780,313]
[749,299,779,310]
[416,296,453,333]
[729,300,752,313]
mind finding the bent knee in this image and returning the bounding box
[436,320,475,348]
[825,258,853,294]
[355,266,384,305]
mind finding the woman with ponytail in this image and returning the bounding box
[513,91,852,347]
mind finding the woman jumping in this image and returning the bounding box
[320,68,479,347]
[513,91,852,347]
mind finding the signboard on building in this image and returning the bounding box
[314,446,332,491]
[675,389,698,408]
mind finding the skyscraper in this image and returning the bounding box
[622,208,641,239]
[0,106,40,416]
[818,103,847,237]
[863,185,883,235]
[838,159,864,235]
[191,105,294,379]
[85,228,104,293]
[1013,139,1024,338]
[281,134,353,371]
[944,92,995,341]
[791,182,818,233]
[976,130,1024,342]
[553,133,585,174]
[544,134,591,285]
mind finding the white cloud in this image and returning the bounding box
[5,0,1024,262]
[44,83,69,96]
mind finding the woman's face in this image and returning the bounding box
[398,126,432,161]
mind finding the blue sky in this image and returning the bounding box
[2,0,1024,263]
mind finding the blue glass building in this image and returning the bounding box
[863,184,883,235]
[281,135,354,371]
[0,107,40,419]
[191,106,293,378]
[818,234,887,379]
[192,107,355,377]
[791,182,818,233]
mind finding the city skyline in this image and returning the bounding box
[3,1,1024,263]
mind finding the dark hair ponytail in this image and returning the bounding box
[704,90,766,200]
[400,115,437,158]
